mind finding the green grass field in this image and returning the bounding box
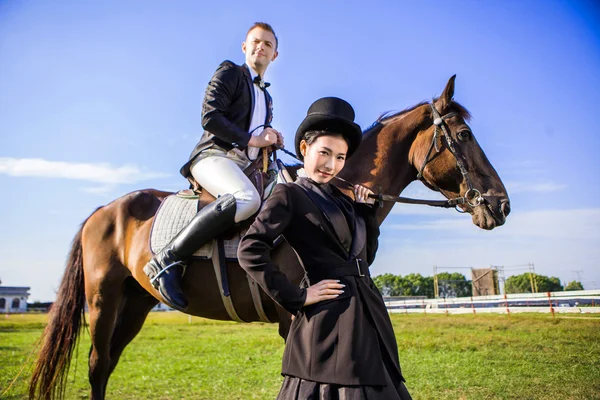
[1,312,599,399]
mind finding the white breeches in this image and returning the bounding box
[190,151,260,223]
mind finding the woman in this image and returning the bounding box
[237,97,412,399]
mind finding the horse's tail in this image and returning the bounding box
[29,221,88,400]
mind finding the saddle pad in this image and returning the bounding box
[150,194,242,259]
[150,162,295,260]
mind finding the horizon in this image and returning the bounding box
[1,0,599,301]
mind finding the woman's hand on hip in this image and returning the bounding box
[354,184,375,205]
[304,279,345,306]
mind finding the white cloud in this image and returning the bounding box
[498,159,549,175]
[80,185,117,195]
[0,157,170,184]
[495,208,600,240]
[384,208,600,240]
[373,207,600,286]
[506,181,567,194]
[386,178,566,218]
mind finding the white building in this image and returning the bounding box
[0,286,30,313]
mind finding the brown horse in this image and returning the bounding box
[29,76,509,400]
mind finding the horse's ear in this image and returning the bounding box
[437,75,456,112]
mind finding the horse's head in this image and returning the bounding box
[409,75,510,230]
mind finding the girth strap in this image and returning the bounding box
[217,238,230,296]
[212,240,245,322]
[212,239,274,323]
[247,275,273,323]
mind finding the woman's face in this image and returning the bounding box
[300,134,348,184]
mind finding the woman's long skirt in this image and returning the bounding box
[276,364,412,400]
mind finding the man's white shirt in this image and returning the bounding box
[246,67,267,161]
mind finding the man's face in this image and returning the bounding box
[242,28,278,72]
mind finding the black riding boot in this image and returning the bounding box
[144,194,237,310]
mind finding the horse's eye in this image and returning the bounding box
[457,130,471,142]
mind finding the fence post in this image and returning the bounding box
[548,292,555,318]
[471,296,476,316]
[443,297,448,316]
[504,293,510,316]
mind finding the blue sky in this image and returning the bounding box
[1,0,599,301]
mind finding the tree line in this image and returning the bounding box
[372,272,585,298]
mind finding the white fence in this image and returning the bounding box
[384,290,600,315]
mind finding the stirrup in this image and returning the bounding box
[148,261,187,289]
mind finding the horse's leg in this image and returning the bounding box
[107,280,158,376]
[83,208,131,400]
[86,268,126,400]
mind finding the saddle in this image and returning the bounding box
[151,156,289,258]
[150,157,295,322]
[184,151,283,200]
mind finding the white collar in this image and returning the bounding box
[247,65,266,81]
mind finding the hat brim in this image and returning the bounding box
[294,114,362,161]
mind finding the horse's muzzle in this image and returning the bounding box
[500,198,511,219]
[472,195,510,230]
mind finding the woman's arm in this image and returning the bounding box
[359,203,380,265]
[237,184,307,314]
[353,185,381,265]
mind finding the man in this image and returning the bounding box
[144,22,284,310]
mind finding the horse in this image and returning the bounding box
[29,75,510,399]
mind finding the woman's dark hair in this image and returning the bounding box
[302,130,350,149]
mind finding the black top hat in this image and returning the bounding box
[294,97,362,161]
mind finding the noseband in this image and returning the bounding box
[416,103,484,209]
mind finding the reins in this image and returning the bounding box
[273,101,484,211]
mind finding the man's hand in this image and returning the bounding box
[304,279,345,306]
[248,128,284,148]
[271,128,284,147]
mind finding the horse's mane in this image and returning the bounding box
[363,99,472,137]
[285,99,473,166]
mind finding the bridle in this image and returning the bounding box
[273,101,485,211]
[414,102,484,210]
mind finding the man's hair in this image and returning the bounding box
[246,22,278,50]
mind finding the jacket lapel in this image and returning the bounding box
[295,178,352,255]
[242,64,255,129]
[265,91,273,126]
[349,214,366,260]
[329,185,367,261]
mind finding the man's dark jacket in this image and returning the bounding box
[180,60,273,179]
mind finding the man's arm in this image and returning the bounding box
[201,61,252,149]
